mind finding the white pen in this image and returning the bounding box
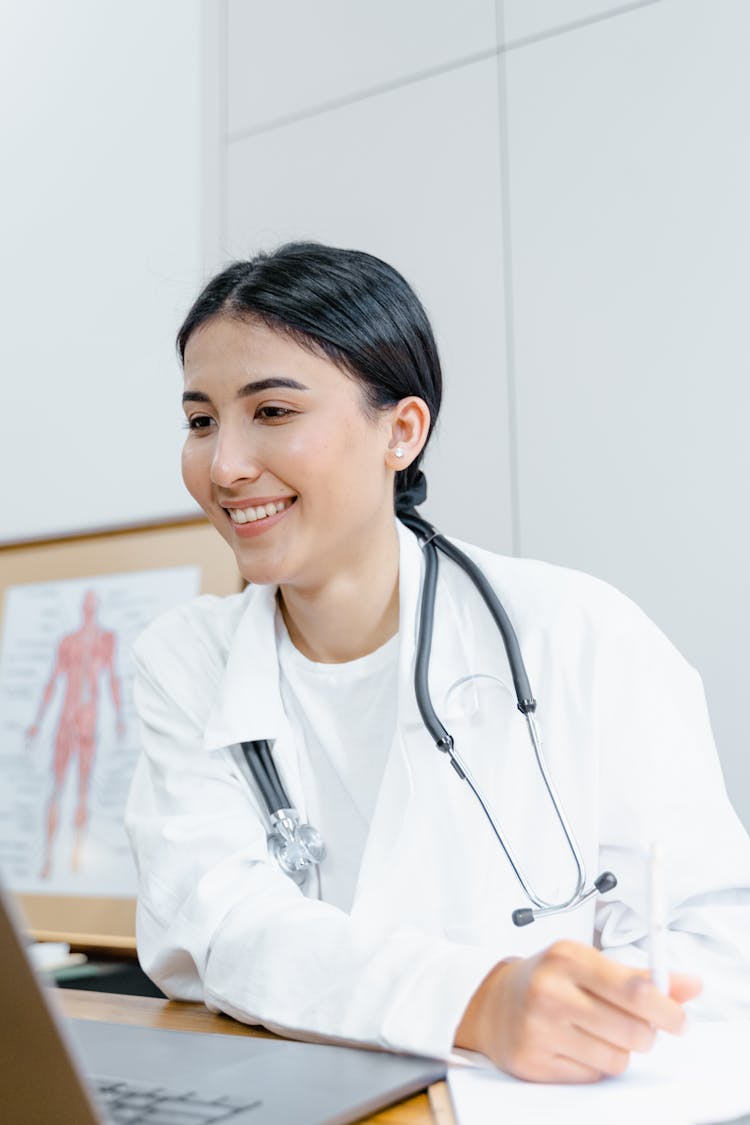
[648,840,669,994]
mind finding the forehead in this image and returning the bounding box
[182,315,352,394]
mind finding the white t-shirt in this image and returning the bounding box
[275,612,399,912]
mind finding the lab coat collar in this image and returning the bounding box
[201,581,285,751]
[201,518,476,752]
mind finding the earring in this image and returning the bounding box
[394,447,405,459]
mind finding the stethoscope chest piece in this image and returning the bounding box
[268,808,326,885]
[241,740,327,885]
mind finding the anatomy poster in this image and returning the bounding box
[0,566,199,897]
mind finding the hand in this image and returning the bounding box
[455,940,702,1083]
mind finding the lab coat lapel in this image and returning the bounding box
[201,583,307,818]
[351,522,483,917]
[352,524,574,945]
[350,522,422,902]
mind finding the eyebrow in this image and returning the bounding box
[182,377,309,405]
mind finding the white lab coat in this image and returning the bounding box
[125,521,750,1059]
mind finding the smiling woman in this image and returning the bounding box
[179,315,424,617]
[125,242,750,1084]
[175,245,435,652]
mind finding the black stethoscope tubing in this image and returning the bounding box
[397,509,536,737]
[242,739,286,813]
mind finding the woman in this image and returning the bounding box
[126,242,750,1083]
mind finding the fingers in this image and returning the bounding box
[561,1025,631,1078]
[456,942,702,1085]
[520,946,655,1067]
[547,941,693,1035]
[549,1055,606,1084]
[573,991,656,1055]
[669,973,703,1004]
[513,1045,605,1085]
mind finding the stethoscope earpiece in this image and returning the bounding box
[595,871,618,895]
[512,870,618,927]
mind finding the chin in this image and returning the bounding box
[232,547,294,589]
[239,568,284,588]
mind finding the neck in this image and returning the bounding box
[278,521,401,664]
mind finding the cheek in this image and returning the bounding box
[283,427,340,487]
[301,425,385,510]
[181,442,209,501]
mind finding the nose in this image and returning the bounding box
[209,420,263,488]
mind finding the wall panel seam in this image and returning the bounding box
[495,0,521,557]
[222,0,664,147]
[503,0,663,54]
[224,46,499,144]
[219,0,229,257]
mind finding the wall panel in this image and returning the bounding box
[501,0,656,43]
[504,0,750,823]
[226,0,498,136]
[1,0,204,541]
[225,59,513,552]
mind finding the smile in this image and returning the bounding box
[224,497,296,524]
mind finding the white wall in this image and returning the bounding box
[500,0,750,825]
[0,0,204,542]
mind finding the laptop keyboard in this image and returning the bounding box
[94,1076,262,1123]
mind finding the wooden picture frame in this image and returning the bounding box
[0,516,242,952]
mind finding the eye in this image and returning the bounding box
[255,405,296,421]
[183,414,215,432]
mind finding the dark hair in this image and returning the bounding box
[176,242,441,508]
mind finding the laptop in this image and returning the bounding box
[1,887,444,1124]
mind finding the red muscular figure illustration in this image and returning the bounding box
[26,590,124,879]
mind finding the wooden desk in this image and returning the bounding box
[56,990,455,1125]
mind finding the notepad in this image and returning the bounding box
[448,1020,750,1125]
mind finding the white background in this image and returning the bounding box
[0,0,204,539]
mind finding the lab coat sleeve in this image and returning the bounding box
[593,600,750,1016]
[125,641,500,1059]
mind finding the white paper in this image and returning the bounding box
[449,1020,750,1125]
[0,566,200,896]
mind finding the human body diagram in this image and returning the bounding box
[26,590,124,879]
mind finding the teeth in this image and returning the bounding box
[227,499,292,524]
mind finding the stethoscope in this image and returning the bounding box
[241,493,617,927]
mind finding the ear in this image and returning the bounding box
[385,397,431,470]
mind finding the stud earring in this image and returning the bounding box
[394,447,405,459]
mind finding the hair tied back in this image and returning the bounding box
[395,470,427,516]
